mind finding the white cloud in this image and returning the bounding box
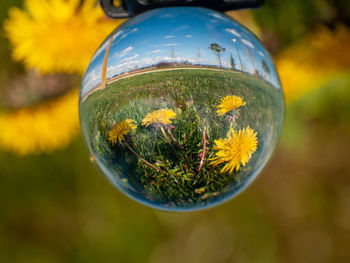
[225,28,241,37]
[91,29,126,60]
[241,38,254,49]
[162,43,178,47]
[185,34,193,38]
[209,12,228,22]
[151,49,162,54]
[258,51,265,57]
[172,25,190,33]
[113,29,124,39]
[81,66,102,96]
[120,28,138,40]
[120,53,139,63]
[119,46,134,57]
[164,35,175,39]
[152,43,179,48]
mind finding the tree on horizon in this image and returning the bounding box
[230,53,236,70]
[261,60,270,76]
[209,43,226,67]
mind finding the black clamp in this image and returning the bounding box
[100,0,264,18]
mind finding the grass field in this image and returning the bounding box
[80,68,283,209]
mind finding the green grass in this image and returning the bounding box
[80,68,283,209]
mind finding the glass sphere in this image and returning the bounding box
[79,7,284,211]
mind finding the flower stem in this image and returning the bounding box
[168,129,191,173]
[124,142,168,175]
[197,129,207,172]
[167,129,182,149]
[160,126,174,148]
[160,126,189,173]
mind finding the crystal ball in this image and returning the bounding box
[79,7,284,211]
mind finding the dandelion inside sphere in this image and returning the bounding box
[141,109,177,127]
[216,95,246,116]
[210,127,258,173]
[108,119,137,145]
[79,7,284,211]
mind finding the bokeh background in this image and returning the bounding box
[1,0,350,262]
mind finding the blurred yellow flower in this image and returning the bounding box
[0,89,79,155]
[276,25,350,102]
[108,119,137,145]
[210,127,258,173]
[216,95,246,116]
[4,0,124,74]
[142,109,177,127]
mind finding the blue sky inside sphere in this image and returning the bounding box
[81,7,280,98]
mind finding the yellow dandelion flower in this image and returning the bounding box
[141,109,177,127]
[108,119,137,145]
[210,127,258,173]
[216,95,246,116]
[0,89,79,155]
[4,0,125,74]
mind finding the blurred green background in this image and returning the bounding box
[1,0,350,262]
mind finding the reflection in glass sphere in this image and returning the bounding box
[79,7,284,211]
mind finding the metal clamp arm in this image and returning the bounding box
[100,0,264,18]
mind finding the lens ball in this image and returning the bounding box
[79,7,284,211]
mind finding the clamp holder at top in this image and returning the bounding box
[100,0,264,18]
